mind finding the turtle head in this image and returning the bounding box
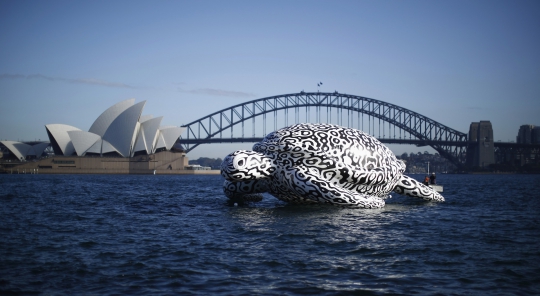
[221,150,276,181]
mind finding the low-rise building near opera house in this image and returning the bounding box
[0,141,51,162]
[1,99,218,175]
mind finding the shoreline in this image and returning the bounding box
[0,151,224,175]
[1,169,221,175]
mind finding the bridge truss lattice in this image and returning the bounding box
[180,92,468,167]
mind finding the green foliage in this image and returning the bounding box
[189,157,223,169]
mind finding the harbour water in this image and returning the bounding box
[1,174,539,295]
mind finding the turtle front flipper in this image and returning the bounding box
[393,175,444,202]
[274,166,386,208]
[221,150,275,204]
[223,179,270,204]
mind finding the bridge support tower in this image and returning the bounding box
[467,121,495,168]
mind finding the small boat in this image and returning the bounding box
[426,161,443,192]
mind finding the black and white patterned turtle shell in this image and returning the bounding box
[221,123,444,208]
[252,123,404,197]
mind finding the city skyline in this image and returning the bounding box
[1,0,539,159]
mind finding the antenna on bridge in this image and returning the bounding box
[317,82,323,92]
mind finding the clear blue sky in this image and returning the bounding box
[1,0,539,159]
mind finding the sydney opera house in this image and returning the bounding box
[1,99,214,174]
[45,99,184,158]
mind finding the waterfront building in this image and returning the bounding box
[517,124,533,144]
[0,141,50,161]
[533,127,540,144]
[45,99,185,158]
[516,124,539,144]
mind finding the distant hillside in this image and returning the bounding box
[188,157,223,170]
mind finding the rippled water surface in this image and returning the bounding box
[1,174,539,295]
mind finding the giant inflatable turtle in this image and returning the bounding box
[221,123,444,208]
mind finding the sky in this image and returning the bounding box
[1,0,539,160]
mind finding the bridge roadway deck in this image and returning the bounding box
[181,138,468,146]
[180,138,539,148]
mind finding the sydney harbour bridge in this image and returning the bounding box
[178,92,532,169]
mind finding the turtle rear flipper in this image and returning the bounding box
[393,175,444,202]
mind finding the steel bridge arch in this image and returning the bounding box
[180,92,468,167]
